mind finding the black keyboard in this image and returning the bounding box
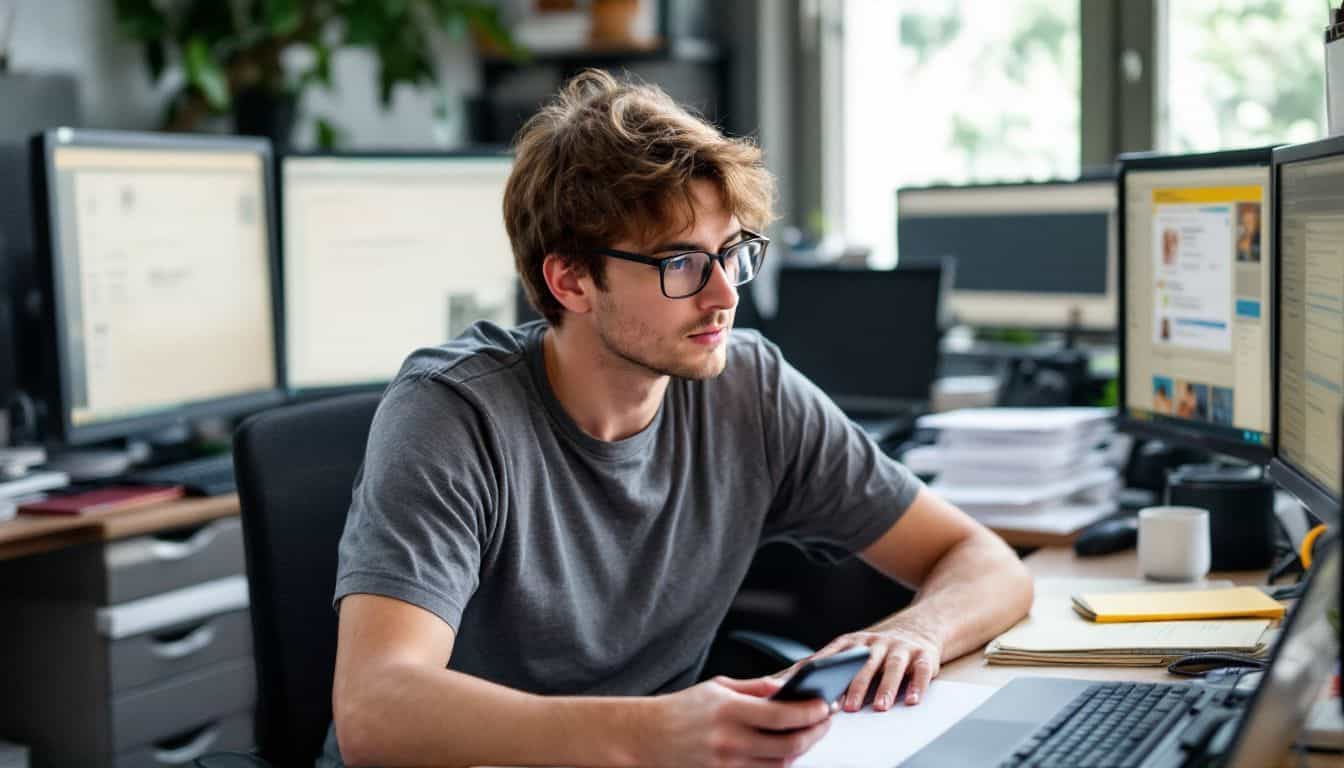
[999,682,1204,768]
[131,453,235,497]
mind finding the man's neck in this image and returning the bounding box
[542,324,669,442]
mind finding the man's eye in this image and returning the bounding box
[666,257,693,272]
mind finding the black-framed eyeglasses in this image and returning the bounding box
[596,229,770,299]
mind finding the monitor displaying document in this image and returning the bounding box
[281,153,515,391]
[1269,137,1344,523]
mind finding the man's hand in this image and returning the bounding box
[788,617,944,713]
[635,675,833,768]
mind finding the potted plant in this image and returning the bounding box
[113,0,523,149]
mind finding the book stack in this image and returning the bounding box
[904,407,1121,544]
[985,577,1276,667]
[0,447,69,522]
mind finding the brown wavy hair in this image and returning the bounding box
[504,69,776,325]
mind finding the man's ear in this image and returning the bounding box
[542,253,595,316]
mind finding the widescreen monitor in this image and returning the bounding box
[1269,136,1344,524]
[30,129,282,445]
[896,179,1115,330]
[280,152,514,392]
[1117,148,1275,464]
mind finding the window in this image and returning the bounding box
[1160,0,1326,153]
[840,0,1081,265]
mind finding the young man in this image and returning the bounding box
[325,71,1032,767]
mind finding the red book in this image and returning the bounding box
[19,485,186,516]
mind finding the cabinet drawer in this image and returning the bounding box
[110,657,256,754]
[114,710,253,768]
[108,609,252,692]
[104,518,245,603]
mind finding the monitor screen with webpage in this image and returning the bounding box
[281,153,515,392]
[34,130,282,445]
[1269,137,1344,523]
[1119,150,1274,462]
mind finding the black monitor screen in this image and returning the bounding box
[770,266,942,412]
[897,180,1114,329]
[36,130,281,445]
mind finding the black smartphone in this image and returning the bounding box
[770,647,872,704]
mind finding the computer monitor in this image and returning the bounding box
[769,265,944,414]
[280,152,515,392]
[896,179,1115,331]
[1117,147,1276,464]
[30,129,283,446]
[1268,136,1344,524]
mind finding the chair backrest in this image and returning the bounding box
[232,392,382,765]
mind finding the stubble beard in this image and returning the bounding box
[594,296,730,381]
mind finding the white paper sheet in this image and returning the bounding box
[796,681,997,768]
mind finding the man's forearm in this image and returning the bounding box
[869,531,1032,661]
[337,662,649,767]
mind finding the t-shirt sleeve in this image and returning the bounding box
[757,337,924,560]
[333,376,501,629]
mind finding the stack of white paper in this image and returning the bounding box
[912,408,1118,534]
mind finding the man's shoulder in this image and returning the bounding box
[396,320,540,388]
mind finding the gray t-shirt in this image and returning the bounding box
[331,319,921,704]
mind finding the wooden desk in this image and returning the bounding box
[942,546,1343,766]
[0,494,241,560]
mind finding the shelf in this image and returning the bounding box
[481,37,722,70]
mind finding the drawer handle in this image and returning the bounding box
[153,722,221,765]
[150,624,217,659]
[150,524,220,561]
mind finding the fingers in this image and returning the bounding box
[847,644,902,711]
[872,648,911,711]
[715,675,784,699]
[903,653,938,706]
[733,718,832,762]
[728,693,831,732]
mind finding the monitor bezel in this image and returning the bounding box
[1266,135,1344,525]
[1115,145,1278,464]
[894,176,1118,333]
[30,128,286,446]
[276,148,514,398]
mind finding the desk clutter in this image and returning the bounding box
[905,407,1122,543]
[985,577,1280,667]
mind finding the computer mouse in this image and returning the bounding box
[1072,516,1139,557]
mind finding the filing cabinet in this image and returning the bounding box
[0,517,257,767]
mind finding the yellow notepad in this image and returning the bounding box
[1071,586,1285,623]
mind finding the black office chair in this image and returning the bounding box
[196,392,383,768]
[195,391,810,767]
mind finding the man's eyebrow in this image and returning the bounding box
[648,229,745,254]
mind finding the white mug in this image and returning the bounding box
[1137,506,1212,582]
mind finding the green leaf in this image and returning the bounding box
[314,117,341,150]
[185,36,231,111]
[113,0,166,40]
[263,0,302,36]
[343,1,386,45]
